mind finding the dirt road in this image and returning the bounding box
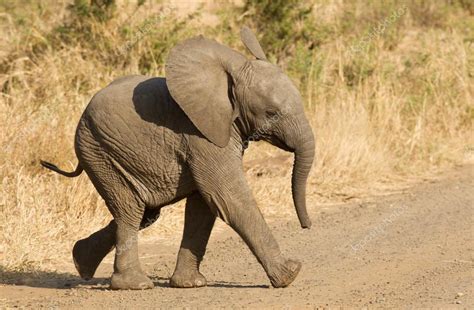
[1,166,473,308]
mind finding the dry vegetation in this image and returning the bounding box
[0,0,472,272]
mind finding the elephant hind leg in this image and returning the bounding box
[170,192,215,288]
[105,190,154,290]
[73,208,161,280]
[73,153,154,290]
[73,220,116,280]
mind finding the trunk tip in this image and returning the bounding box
[299,219,312,229]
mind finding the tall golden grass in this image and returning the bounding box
[0,0,472,271]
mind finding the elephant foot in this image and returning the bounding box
[267,259,302,288]
[72,221,116,280]
[73,238,110,280]
[169,270,207,288]
[110,270,154,290]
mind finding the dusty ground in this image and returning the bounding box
[1,165,473,308]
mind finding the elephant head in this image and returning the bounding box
[165,27,315,229]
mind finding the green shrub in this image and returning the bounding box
[241,0,317,61]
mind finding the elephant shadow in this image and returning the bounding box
[0,267,270,290]
[150,276,269,289]
[0,267,108,289]
[207,281,269,289]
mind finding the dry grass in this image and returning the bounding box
[0,0,472,272]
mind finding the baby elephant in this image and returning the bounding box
[41,27,315,290]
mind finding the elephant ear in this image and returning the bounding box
[240,26,267,60]
[166,36,244,147]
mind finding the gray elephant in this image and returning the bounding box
[41,27,315,290]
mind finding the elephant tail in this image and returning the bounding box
[40,160,84,177]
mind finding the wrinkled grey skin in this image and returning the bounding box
[41,28,315,290]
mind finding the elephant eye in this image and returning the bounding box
[265,110,278,118]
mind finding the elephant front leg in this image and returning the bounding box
[189,149,301,288]
[170,192,216,288]
[216,193,301,288]
[73,208,161,281]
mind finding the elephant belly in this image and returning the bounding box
[111,143,195,208]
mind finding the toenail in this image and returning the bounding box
[139,282,150,289]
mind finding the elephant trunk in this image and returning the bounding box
[290,121,315,229]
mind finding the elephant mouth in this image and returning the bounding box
[265,135,294,152]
